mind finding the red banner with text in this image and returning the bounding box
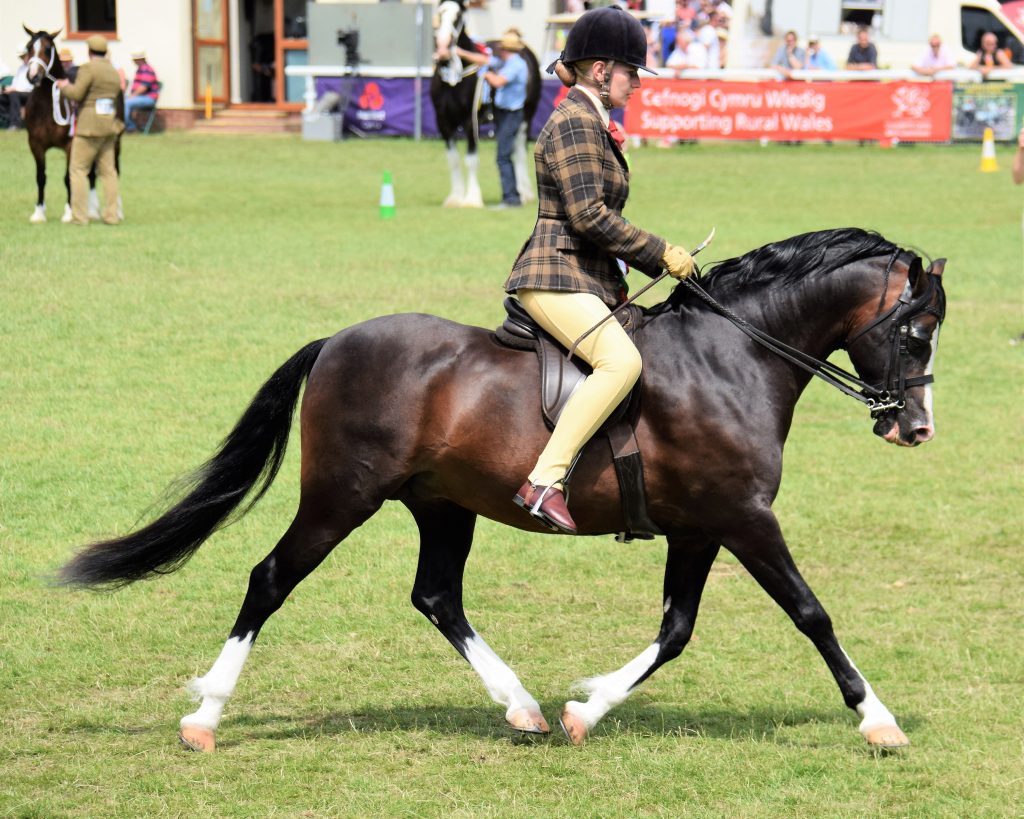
[624,80,953,142]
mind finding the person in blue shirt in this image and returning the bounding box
[483,31,529,208]
[804,36,837,71]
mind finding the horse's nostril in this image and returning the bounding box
[914,426,934,443]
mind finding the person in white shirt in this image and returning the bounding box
[1,50,32,129]
[695,13,721,69]
[912,34,956,77]
[665,27,708,76]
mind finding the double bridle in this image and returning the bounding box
[681,249,945,418]
[26,38,71,126]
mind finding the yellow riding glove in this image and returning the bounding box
[662,244,695,280]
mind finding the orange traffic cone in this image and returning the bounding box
[979,127,998,172]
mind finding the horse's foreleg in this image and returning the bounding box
[30,149,47,223]
[443,139,466,207]
[513,122,535,204]
[408,499,548,733]
[560,537,718,744]
[722,509,909,750]
[179,494,377,752]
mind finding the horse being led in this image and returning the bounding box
[22,27,123,224]
[61,228,946,754]
[431,1,540,207]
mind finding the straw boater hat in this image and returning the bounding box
[498,31,524,52]
[130,48,146,60]
[58,47,73,62]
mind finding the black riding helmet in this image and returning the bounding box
[547,6,655,74]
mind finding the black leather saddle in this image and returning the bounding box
[494,297,660,541]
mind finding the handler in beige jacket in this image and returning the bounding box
[57,34,123,225]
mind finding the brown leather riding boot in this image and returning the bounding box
[514,482,577,535]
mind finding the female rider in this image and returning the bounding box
[508,6,696,534]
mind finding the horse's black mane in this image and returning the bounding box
[659,227,899,310]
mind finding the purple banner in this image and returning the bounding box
[314,77,615,139]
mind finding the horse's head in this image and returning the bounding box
[432,0,464,63]
[845,255,947,447]
[23,25,63,86]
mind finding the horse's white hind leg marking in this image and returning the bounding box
[462,152,483,208]
[462,632,547,731]
[61,203,73,223]
[117,195,124,221]
[180,632,254,733]
[513,123,534,203]
[87,188,100,220]
[563,643,661,735]
[840,646,908,746]
[29,204,47,224]
[443,144,465,207]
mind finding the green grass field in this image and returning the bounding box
[1,131,1021,818]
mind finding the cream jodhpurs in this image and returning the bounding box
[518,289,642,487]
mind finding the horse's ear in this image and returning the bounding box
[907,255,925,293]
[926,258,946,277]
[49,28,63,40]
[23,23,35,37]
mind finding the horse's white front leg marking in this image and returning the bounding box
[117,195,124,221]
[180,632,254,732]
[462,152,483,208]
[564,643,661,731]
[61,203,73,223]
[443,145,465,207]
[29,204,47,224]
[462,632,542,722]
[513,123,535,203]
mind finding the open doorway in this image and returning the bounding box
[238,0,277,102]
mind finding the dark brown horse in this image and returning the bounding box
[60,228,946,754]
[23,27,122,224]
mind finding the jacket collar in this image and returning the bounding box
[565,87,627,168]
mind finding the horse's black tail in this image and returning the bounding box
[59,338,329,590]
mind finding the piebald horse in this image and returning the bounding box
[22,27,123,224]
[430,1,540,207]
[60,228,946,753]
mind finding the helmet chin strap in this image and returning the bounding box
[598,60,615,109]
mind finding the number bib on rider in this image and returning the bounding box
[95,98,115,116]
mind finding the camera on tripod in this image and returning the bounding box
[337,29,361,68]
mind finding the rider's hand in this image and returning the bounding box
[662,244,695,280]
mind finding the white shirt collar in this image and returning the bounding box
[575,84,610,127]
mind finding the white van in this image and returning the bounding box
[729,0,1024,70]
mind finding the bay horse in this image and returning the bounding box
[431,1,541,207]
[22,27,123,224]
[60,228,946,754]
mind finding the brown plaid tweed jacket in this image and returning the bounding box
[504,88,666,307]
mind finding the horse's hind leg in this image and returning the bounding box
[462,126,483,208]
[560,535,719,744]
[407,499,548,733]
[443,137,466,207]
[513,121,534,204]
[178,492,380,752]
[87,162,100,220]
[61,146,73,223]
[722,509,909,750]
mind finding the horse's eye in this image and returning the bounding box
[906,336,929,356]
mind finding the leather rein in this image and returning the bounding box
[679,249,945,418]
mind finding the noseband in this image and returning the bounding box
[843,250,945,415]
[26,38,71,126]
[681,250,944,418]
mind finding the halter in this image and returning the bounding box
[680,250,945,418]
[27,41,71,126]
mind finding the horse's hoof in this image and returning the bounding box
[29,210,46,224]
[442,196,463,208]
[506,707,550,734]
[178,724,216,753]
[863,724,909,751]
[559,705,588,746]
